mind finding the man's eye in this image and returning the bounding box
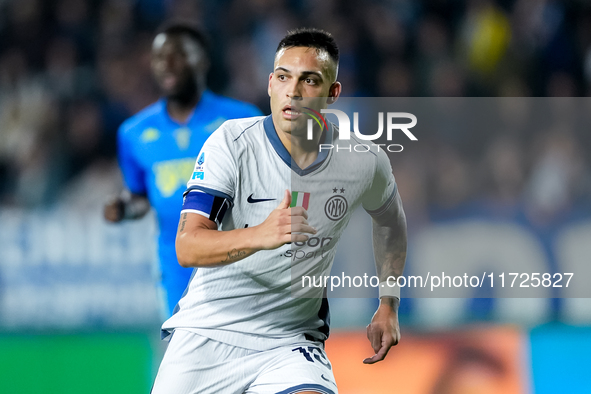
[306,78,316,85]
[278,75,286,81]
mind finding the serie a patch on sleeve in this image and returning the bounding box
[191,151,208,180]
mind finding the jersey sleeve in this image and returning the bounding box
[117,123,146,195]
[181,125,236,223]
[183,122,237,201]
[361,149,398,217]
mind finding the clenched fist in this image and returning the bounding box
[252,189,317,250]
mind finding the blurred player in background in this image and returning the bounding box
[103,22,262,317]
[151,28,407,394]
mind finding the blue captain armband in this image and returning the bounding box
[181,187,232,225]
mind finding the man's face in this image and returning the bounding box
[268,46,340,136]
[151,33,208,99]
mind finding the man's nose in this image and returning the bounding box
[156,55,175,72]
[286,80,302,99]
[164,55,176,71]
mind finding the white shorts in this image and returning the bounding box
[151,329,338,394]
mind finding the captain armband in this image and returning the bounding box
[181,189,232,225]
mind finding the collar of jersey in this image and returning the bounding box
[263,115,333,176]
[159,89,214,128]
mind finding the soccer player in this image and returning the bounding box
[151,28,407,394]
[103,22,262,317]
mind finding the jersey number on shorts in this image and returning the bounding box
[292,346,332,370]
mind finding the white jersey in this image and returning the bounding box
[162,115,397,351]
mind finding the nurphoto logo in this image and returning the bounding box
[305,109,417,153]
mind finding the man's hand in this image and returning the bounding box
[104,193,150,222]
[363,297,400,364]
[252,189,317,250]
[104,197,125,222]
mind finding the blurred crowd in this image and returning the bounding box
[0,0,590,226]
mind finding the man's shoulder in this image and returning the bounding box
[330,125,382,162]
[119,101,164,135]
[212,116,266,142]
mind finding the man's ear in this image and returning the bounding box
[268,73,273,97]
[327,81,342,104]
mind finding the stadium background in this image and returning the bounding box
[1,0,591,392]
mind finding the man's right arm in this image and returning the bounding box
[105,122,150,222]
[176,190,316,267]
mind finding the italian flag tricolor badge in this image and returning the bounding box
[290,191,311,210]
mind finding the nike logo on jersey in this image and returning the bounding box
[247,194,276,203]
[321,374,331,382]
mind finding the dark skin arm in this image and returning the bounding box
[363,191,407,364]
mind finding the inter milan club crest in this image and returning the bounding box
[290,191,310,210]
[325,193,348,221]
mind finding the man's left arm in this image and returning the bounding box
[363,189,407,364]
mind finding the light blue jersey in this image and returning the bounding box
[117,90,262,316]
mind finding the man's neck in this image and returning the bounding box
[275,121,324,170]
[166,90,203,124]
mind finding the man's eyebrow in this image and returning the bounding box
[300,71,323,79]
[274,67,324,79]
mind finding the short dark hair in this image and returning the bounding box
[156,21,210,56]
[276,28,339,65]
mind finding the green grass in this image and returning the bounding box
[0,333,154,394]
